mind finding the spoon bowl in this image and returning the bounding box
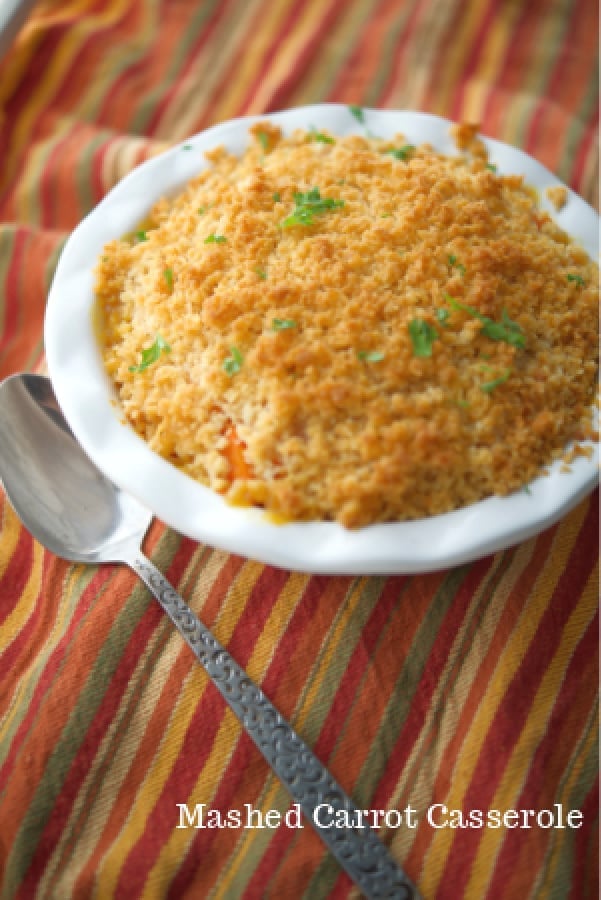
[0,373,419,900]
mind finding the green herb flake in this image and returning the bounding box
[357,349,385,362]
[129,334,171,373]
[135,230,148,242]
[480,368,512,393]
[436,308,450,326]
[257,131,269,152]
[486,163,497,172]
[567,273,585,287]
[272,318,297,331]
[280,187,344,228]
[272,192,281,202]
[197,206,207,215]
[223,346,244,376]
[181,144,193,151]
[349,105,366,124]
[448,254,466,276]
[309,127,335,144]
[408,318,439,357]
[205,233,227,244]
[255,267,267,280]
[163,267,174,292]
[386,144,415,161]
[445,294,526,349]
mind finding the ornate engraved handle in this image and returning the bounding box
[129,553,419,900]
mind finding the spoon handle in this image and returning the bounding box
[129,552,419,900]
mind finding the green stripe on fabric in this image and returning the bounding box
[0,227,17,342]
[34,537,225,894]
[129,0,222,135]
[302,562,480,898]
[0,529,184,898]
[209,575,391,898]
[362,0,421,107]
[0,561,100,799]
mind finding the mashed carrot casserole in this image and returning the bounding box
[96,121,599,527]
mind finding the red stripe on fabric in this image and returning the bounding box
[569,775,599,900]
[435,498,599,896]
[13,535,198,899]
[113,564,290,899]
[0,524,34,630]
[570,109,599,196]
[252,0,343,114]
[377,0,440,109]
[144,0,234,137]
[0,227,27,356]
[524,0,595,153]
[485,611,599,900]
[240,576,414,900]
[449,0,505,122]
[164,574,349,899]
[0,566,111,794]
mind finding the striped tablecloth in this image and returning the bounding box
[0,1,598,897]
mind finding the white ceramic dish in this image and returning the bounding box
[44,105,599,574]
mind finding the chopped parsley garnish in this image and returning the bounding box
[358,349,385,362]
[205,233,227,244]
[436,308,450,325]
[480,368,512,393]
[163,267,174,292]
[349,104,366,124]
[223,346,243,376]
[129,335,171,373]
[280,187,344,228]
[408,319,438,357]
[309,127,335,144]
[135,230,148,242]
[445,294,526,348]
[198,206,207,215]
[567,273,585,287]
[448,254,466,276]
[386,145,415,161]
[273,192,281,202]
[486,163,497,172]
[255,267,267,279]
[272,318,297,330]
[181,144,193,151]
[257,131,269,152]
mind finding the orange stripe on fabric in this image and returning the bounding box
[69,551,245,900]
[465,562,599,898]
[418,498,590,897]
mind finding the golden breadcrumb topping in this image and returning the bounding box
[96,122,599,527]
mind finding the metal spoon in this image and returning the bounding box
[0,373,418,900]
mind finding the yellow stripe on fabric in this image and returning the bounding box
[388,540,536,857]
[149,2,260,140]
[142,569,310,898]
[0,501,21,581]
[428,0,488,116]
[0,564,92,757]
[246,0,336,114]
[210,576,384,900]
[0,527,44,654]
[287,0,379,108]
[535,690,598,898]
[419,498,589,898]
[207,0,294,124]
[458,0,524,122]
[11,0,132,221]
[42,545,232,896]
[464,561,599,899]
[93,557,264,898]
